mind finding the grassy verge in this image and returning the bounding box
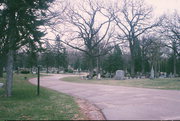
[0,74,84,120]
[62,76,180,90]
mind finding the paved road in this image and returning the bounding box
[29,74,180,120]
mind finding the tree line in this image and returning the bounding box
[50,0,179,78]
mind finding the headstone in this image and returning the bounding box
[114,70,125,80]
[0,83,4,88]
[164,72,167,78]
[105,73,110,78]
[169,73,174,78]
[159,72,166,78]
[150,66,154,79]
[97,73,101,80]
[141,76,146,79]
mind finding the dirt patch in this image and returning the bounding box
[75,98,106,120]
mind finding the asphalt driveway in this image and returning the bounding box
[29,74,180,120]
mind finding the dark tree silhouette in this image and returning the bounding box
[103,45,124,74]
[0,0,54,96]
[60,0,115,78]
[114,0,160,76]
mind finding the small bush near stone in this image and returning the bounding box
[64,69,73,73]
[20,70,30,74]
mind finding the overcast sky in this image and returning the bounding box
[145,0,180,16]
[46,0,180,41]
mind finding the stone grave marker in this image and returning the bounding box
[150,67,154,79]
[114,70,125,80]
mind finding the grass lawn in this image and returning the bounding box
[62,76,180,90]
[0,74,84,120]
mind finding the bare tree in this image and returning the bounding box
[58,0,115,78]
[114,0,160,76]
[141,35,163,77]
[139,36,154,74]
[160,12,180,76]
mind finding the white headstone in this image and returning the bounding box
[114,70,125,80]
[0,83,4,88]
[97,73,101,80]
[150,66,154,79]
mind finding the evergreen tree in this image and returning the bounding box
[0,0,54,96]
[103,45,124,74]
[134,40,142,73]
[54,36,68,73]
[74,58,80,70]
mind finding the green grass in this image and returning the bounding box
[0,74,84,120]
[62,76,180,90]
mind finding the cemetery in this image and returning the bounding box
[0,0,180,120]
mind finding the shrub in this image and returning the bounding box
[64,69,73,73]
[20,70,30,74]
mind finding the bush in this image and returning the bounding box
[20,70,30,74]
[64,69,73,73]
[68,69,73,73]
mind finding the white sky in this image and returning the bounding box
[45,0,180,42]
[145,0,180,16]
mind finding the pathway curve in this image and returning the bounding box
[29,74,180,120]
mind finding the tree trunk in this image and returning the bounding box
[141,50,145,74]
[141,58,145,74]
[5,50,14,97]
[30,67,33,74]
[96,56,101,80]
[88,56,94,79]
[46,66,49,73]
[173,55,176,76]
[173,49,176,76]
[57,66,60,74]
[5,9,16,97]
[154,62,157,78]
[130,55,135,77]
[129,41,135,77]
[172,42,177,76]
[158,60,160,77]
[131,63,135,77]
